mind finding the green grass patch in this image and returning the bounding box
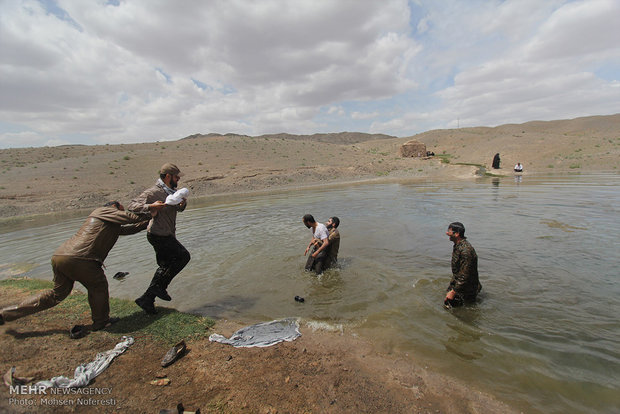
[436,153,452,164]
[0,278,215,345]
[454,162,485,167]
[569,163,581,169]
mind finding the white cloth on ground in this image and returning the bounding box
[35,336,134,389]
[209,318,301,348]
[165,188,190,205]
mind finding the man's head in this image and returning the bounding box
[326,216,340,229]
[104,200,124,211]
[446,222,465,243]
[303,214,316,229]
[159,163,184,189]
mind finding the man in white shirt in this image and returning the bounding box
[303,214,330,274]
[514,162,523,172]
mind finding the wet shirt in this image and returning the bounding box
[312,223,329,241]
[449,238,480,299]
[325,228,340,265]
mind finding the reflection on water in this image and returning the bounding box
[1,174,619,414]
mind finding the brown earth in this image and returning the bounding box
[1,114,617,220]
[0,287,516,414]
[0,114,618,413]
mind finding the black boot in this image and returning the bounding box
[135,295,157,314]
[146,269,172,301]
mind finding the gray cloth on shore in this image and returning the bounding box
[209,318,301,348]
[35,336,134,389]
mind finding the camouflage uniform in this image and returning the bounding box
[446,238,481,306]
[325,228,340,269]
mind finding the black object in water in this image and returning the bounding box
[113,271,129,280]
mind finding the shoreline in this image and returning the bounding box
[0,279,519,413]
[2,114,619,220]
[2,165,617,226]
[1,115,618,411]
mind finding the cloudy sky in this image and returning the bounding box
[1,0,619,148]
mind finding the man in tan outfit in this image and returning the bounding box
[0,201,149,330]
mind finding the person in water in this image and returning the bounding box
[324,216,340,269]
[303,214,330,274]
[444,222,482,308]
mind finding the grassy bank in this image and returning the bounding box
[0,277,215,344]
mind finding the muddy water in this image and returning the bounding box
[1,174,619,413]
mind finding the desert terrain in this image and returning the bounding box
[1,114,618,220]
[0,114,618,413]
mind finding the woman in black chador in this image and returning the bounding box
[492,153,501,169]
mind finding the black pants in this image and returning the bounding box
[143,233,190,300]
[305,248,327,275]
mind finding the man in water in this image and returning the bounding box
[324,216,341,269]
[303,214,330,274]
[0,202,149,330]
[128,163,190,314]
[444,222,482,308]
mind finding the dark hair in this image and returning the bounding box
[104,201,121,209]
[331,216,340,228]
[160,173,167,180]
[303,214,316,224]
[448,222,465,237]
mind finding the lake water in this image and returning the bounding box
[1,174,619,413]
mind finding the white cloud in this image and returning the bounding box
[0,130,69,148]
[351,111,379,120]
[0,0,618,147]
[328,106,345,116]
[374,0,620,136]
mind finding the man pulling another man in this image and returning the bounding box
[0,201,150,330]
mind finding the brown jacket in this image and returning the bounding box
[53,207,149,264]
[127,182,186,237]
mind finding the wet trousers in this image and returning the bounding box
[142,233,190,300]
[305,248,327,275]
[0,255,109,329]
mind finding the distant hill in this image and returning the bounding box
[409,113,620,172]
[181,131,397,145]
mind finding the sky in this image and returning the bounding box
[0,0,619,148]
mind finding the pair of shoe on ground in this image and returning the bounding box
[135,286,171,314]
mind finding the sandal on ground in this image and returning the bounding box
[161,340,187,367]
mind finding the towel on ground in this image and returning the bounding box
[209,318,301,348]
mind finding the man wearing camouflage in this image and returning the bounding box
[444,222,482,308]
[324,216,340,269]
